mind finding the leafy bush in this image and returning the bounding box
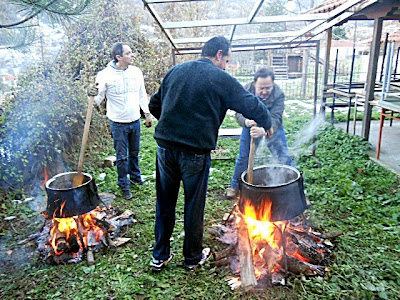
[0,65,86,190]
[0,0,171,192]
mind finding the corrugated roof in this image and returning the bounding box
[307,0,349,14]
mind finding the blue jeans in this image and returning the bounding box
[109,120,141,191]
[153,145,211,265]
[230,126,294,190]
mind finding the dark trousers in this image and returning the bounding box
[153,145,211,265]
[109,120,141,191]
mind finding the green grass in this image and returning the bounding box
[0,111,399,299]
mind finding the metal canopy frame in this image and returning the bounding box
[142,0,400,142]
[141,0,397,55]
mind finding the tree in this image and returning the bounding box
[0,0,171,191]
[0,0,93,49]
[333,26,347,40]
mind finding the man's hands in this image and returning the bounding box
[144,113,153,128]
[87,83,98,97]
[248,122,275,139]
[245,119,257,128]
[250,126,265,138]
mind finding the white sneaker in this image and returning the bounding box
[184,248,212,271]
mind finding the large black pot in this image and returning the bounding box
[45,171,101,218]
[239,164,307,222]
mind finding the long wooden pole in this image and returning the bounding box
[238,136,258,287]
[247,136,256,184]
[73,95,95,187]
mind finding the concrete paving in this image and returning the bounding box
[336,120,400,176]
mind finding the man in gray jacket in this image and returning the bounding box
[227,68,294,199]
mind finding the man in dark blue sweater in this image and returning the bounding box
[148,36,272,271]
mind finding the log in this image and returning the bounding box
[286,256,326,276]
[210,258,230,267]
[271,272,286,286]
[87,231,96,265]
[237,214,257,287]
[52,225,68,253]
[321,231,343,240]
[214,244,236,261]
[106,234,116,248]
[87,250,94,265]
[67,233,80,253]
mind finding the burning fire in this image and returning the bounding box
[240,198,319,279]
[49,205,106,256]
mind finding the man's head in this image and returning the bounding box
[254,68,275,100]
[201,36,232,70]
[111,42,134,69]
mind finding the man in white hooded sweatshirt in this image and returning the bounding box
[93,42,153,200]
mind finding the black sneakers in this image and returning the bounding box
[122,190,132,200]
[183,248,212,271]
[150,253,174,271]
[130,179,144,186]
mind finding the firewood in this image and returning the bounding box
[237,215,257,287]
[18,233,41,245]
[286,256,326,276]
[211,258,230,267]
[87,250,94,265]
[214,244,236,261]
[52,225,68,253]
[94,217,116,232]
[271,272,286,286]
[321,231,342,240]
[87,231,96,248]
[112,237,131,247]
[86,231,96,265]
[287,231,328,264]
[106,234,116,248]
[226,276,242,290]
[67,233,80,253]
[289,229,321,249]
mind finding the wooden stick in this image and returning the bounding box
[247,136,256,184]
[87,250,95,265]
[237,213,257,287]
[73,95,95,187]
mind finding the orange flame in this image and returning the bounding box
[241,197,314,278]
[49,207,106,256]
[242,199,282,249]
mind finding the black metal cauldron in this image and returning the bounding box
[45,171,101,218]
[239,164,307,222]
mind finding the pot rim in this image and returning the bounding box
[241,164,301,188]
[45,171,93,191]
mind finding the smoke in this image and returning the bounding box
[290,114,328,160]
[246,115,327,186]
[0,67,83,192]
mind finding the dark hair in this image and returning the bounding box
[111,42,127,63]
[254,68,275,82]
[201,36,231,57]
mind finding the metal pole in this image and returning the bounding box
[331,49,339,125]
[346,48,356,133]
[312,40,320,157]
[380,33,389,82]
[320,28,332,116]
